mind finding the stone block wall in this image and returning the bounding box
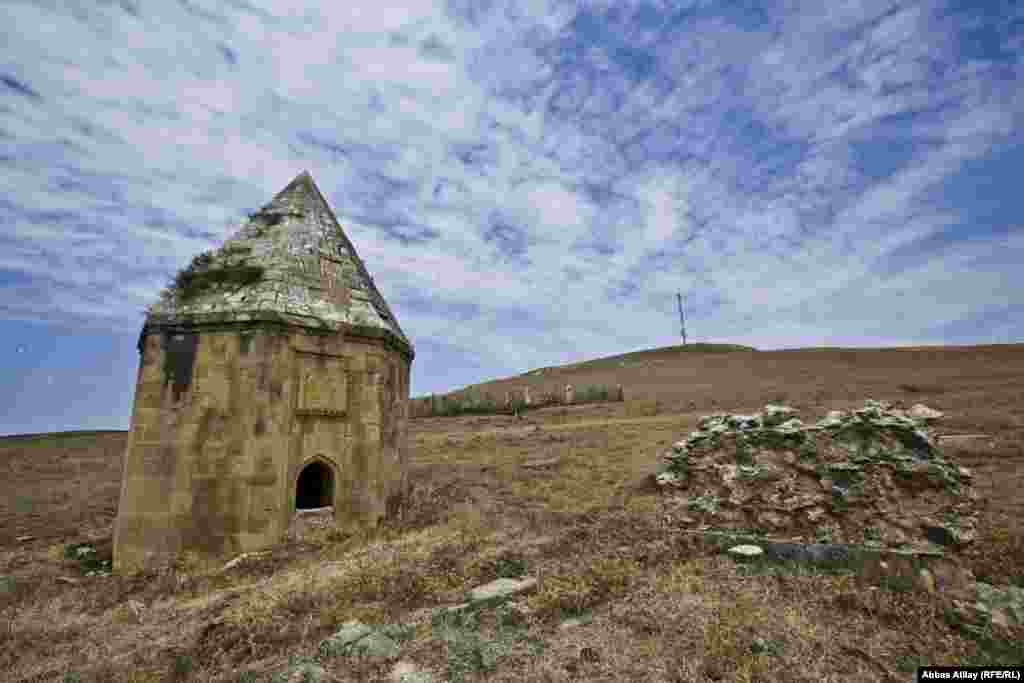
[114,324,410,572]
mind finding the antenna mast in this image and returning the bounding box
[676,291,688,345]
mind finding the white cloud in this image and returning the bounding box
[0,0,1021,416]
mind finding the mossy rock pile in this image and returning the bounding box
[655,399,977,553]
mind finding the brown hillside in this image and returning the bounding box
[2,343,1023,681]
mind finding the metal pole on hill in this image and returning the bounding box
[677,291,688,346]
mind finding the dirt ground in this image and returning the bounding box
[1,343,1022,682]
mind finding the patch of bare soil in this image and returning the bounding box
[2,344,1023,682]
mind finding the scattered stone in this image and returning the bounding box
[56,576,78,584]
[319,620,375,658]
[521,457,560,469]
[769,542,856,569]
[908,404,943,422]
[318,620,402,662]
[559,612,594,630]
[390,660,416,682]
[774,418,805,433]
[16,535,34,542]
[817,410,847,428]
[296,506,332,516]
[221,551,268,572]
[655,468,685,487]
[762,404,797,427]
[975,582,1024,626]
[440,602,472,616]
[949,583,1024,637]
[467,576,538,608]
[355,632,401,661]
[727,544,764,562]
[127,599,146,619]
[936,434,991,447]
[989,607,1011,632]
[727,414,762,431]
[390,660,435,683]
[279,661,326,683]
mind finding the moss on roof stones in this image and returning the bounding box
[146,171,411,354]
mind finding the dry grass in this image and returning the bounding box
[2,344,1024,681]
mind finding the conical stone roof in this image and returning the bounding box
[145,171,412,356]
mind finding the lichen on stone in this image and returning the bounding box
[655,399,977,553]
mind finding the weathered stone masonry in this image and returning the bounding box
[114,172,413,572]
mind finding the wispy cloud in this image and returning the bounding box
[1,0,1021,432]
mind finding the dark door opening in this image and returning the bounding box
[296,461,334,510]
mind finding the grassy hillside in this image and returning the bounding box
[3,344,1024,681]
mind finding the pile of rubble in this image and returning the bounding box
[654,400,978,553]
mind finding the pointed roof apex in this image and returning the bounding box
[271,170,319,202]
[143,170,412,358]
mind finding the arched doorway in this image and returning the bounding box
[295,460,334,510]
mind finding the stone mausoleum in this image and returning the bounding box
[114,171,413,572]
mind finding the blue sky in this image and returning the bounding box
[1,0,1021,435]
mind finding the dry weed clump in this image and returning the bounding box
[463,549,530,583]
[655,558,709,595]
[527,557,643,622]
[205,500,503,664]
[382,476,478,533]
[700,591,776,681]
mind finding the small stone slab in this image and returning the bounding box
[521,457,560,469]
[908,404,943,421]
[726,544,764,562]
[396,672,435,683]
[296,506,333,515]
[280,662,325,683]
[467,576,537,607]
[559,612,594,630]
[390,660,436,683]
[439,602,472,616]
[762,405,798,427]
[319,620,375,657]
[16,535,35,542]
[221,551,268,572]
[936,434,990,445]
[319,620,401,662]
[796,543,857,568]
[353,632,400,661]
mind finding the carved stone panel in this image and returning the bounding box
[296,351,348,418]
[318,255,351,308]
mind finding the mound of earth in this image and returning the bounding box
[654,399,978,553]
